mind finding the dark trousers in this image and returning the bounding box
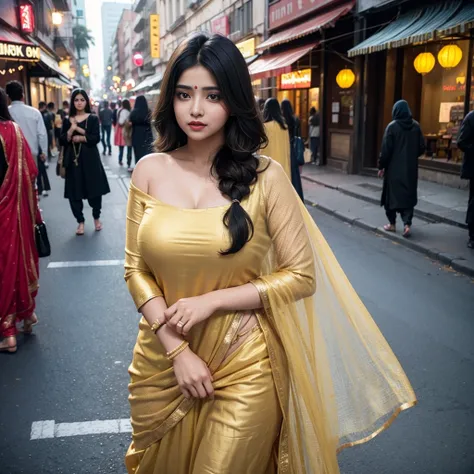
[467,178,474,239]
[47,130,53,159]
[69,196,102,223]
[36,155,51,194]
[101,125,112,153]
[310,137,320,163]
[119,146,133,166]
[386,208,414,227]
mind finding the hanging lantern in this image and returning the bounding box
[438,44,463,69]
[413,52,435,75]
[133,52,144,67]
[336,69,355,89]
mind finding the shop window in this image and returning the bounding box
[230,1,252,37]
[410,41,469,164]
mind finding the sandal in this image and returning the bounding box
[403,226,411,238]
[383,224,396,232]
[94,220,102,232]
[76,223,85,236]
[23,313,38,334]
[0,336,17,353]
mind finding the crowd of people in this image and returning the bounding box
[0,80,155,352]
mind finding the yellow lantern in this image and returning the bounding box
[336,69,355,89]
[438,44,463,69]
[413,52,435,75]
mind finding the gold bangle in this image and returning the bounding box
[166,341,189,360]
[150,319,164,334]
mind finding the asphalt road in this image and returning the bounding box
[0,153,473,474]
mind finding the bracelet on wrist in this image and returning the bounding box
[166,341,189,361]
[149,318,165,335]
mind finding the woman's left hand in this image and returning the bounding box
[164,294,217,336]
[72,136,83,143]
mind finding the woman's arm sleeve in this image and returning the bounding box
[85,116,101,146]
[251,161,316,304]
[59,119,70,146]
[124,187,164,310]
[378,126,394,169]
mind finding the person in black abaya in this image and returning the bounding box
[60,89,110,236]
[129,95,153,164]
[378,100,425,238]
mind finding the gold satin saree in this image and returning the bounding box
[124,156,416,474]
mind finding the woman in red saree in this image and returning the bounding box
[0,87,40,353]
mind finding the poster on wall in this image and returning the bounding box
[332,102,340,113]
[439,102,463,123]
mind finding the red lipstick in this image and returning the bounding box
[188,121,207,131]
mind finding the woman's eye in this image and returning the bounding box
[176,92,190,99]
[208,94,221,101]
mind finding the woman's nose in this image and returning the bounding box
[190,98,203,117]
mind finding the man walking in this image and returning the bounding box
[99,101,113,155]
[38,101,54,161]
[457,111,474,249]
[6,81,50,197]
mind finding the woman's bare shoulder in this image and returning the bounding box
[131,152,172,192]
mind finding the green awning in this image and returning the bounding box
[437,2,474,36]
[349,1,462,57]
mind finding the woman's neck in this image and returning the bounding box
[184,131,225,167]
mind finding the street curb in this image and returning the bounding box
[305,199,474,279]
[302,175,468,230]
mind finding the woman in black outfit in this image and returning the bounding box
[129,95,153,163]
[60,89,110,236]
[281,99,304,201]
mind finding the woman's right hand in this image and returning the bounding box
[172,347,214,400]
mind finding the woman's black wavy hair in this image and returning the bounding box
[69,88,92,117]
[153,33,268,255]
[263,98,287,130]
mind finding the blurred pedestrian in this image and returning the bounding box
[58,99,69,120]
[261,98,291,177]
[99,100,113,156]
[378,100,425,238]
[39,101,54,161]
[6,81,50,197]
[308,106,320,165]
[281,99,304,200]
[112,99,121,128]
[257,97,265,113]
[129,95,153,164]
[0,87,40,353]
[456,110,474,248]
[60,89,110,235]
[117,99,133,170]
[49,102,61,155]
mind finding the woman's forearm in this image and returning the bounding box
[140,296,184,351]
[208,283,262,313]
[75,126,86,135]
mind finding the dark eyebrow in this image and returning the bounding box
[176,84,220,91]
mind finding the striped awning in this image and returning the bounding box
[437,2,474,36]
[349,1,463,57]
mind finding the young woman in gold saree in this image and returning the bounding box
[124,34,416,474]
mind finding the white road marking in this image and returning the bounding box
[31,419,132,440]
[47,260,125,269]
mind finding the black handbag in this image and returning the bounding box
[35,221,51,258]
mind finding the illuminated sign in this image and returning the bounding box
[236,37,256,58]
[19,4,35,34]
[0,43,40,60]
[150,14,160,59]
[133,52,144,67]
[280,69,312,90]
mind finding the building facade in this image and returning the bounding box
[0,0,77,108]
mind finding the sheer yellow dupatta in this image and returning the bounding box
[253,157,417,474]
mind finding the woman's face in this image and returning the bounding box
[74,94,87,112]
[173,65,229,142]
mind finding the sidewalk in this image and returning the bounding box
[301,166,474,278]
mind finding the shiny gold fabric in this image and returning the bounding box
[262,121,291,178]
[124,156,416,474]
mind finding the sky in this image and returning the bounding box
[84,0,134,91]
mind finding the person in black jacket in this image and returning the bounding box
[456,110,474,248]
[129,95,154,163]
[378,100,425,238]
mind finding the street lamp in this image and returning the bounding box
[52,11,63,26]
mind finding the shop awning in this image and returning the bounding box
[0,25,33,45]
[249,44,317,80]
[257,1,354,51]
[349,1,463,57]
[37,50,70,81]
[132,73,163,92]
[437,2,474,36]
[245,54,260,65]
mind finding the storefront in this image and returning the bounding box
[235,37,262,96]
[248,0,356,167]
[349,0,474,185]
